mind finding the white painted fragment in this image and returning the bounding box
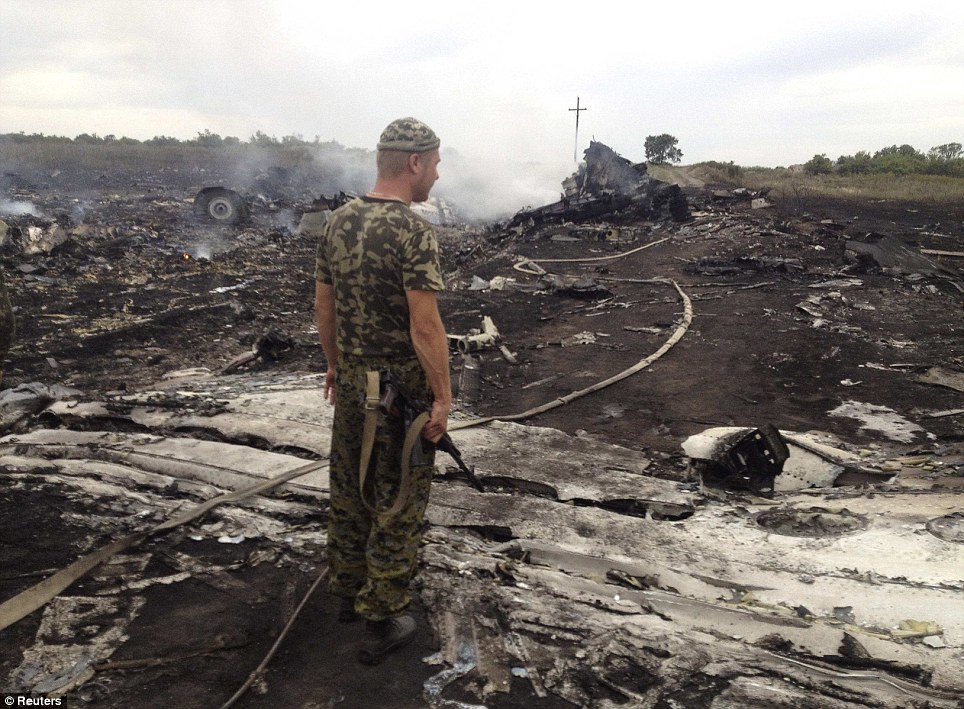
[829,400,927,443]
[217,534,246,544]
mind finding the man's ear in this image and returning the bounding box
[407,152,421,174]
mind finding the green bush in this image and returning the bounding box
[696,160,743,179]
[804,154,834,175]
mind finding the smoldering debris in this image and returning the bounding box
[507,141,691,229]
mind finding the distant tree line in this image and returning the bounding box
[804,143,964,178]
[0,129,341,149]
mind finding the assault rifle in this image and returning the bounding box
[378,370,485,492]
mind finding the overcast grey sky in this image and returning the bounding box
[2,0,962,176]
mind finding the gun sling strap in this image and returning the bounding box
[359,370,429,517]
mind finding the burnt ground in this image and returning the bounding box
[4,174,961,454]
[1,162,963,708]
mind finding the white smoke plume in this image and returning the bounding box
[0,199,46,218]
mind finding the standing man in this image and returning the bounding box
[314,117,450,665]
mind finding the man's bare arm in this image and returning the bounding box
[314,281,339,404]
[406,289,450,442]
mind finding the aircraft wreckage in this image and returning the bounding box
[1,367,961,708]
[508,141,691,228]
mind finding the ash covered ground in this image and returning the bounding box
[1,148,963,708]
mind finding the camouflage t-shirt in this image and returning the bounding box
[315,197,444,358]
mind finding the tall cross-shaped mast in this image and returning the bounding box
[568,96,587,163]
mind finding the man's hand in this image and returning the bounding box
[422,398,450,443]
[323,366,337,404]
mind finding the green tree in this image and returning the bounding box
[929,143,963,161]
[192,129,224,147]
[146,135,181,146]
[249,130,279,146]
[644,134,683,164]
[873,145,926,175]
[804,154,833,175]
[836,150,873,175]
[874,144,923,159]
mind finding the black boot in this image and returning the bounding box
[357,614,416,665]
[338,597,361,623]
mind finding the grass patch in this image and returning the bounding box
[742,169,964,205]
[648,162,964,207]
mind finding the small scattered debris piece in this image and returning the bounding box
[712,187,772,205]
[0,382,81,433]
[917,366,964,394]
[839,632,871,659]
[832,606,857,625]
[922,408,964,419]
[210,278,256,294]
[221,329,294,374]
[468,275,490,291]
[450,315,502,355]
[521,374,560,390]
[809,278,864,289]
[892,619,943,640]
[623,325,663,334]
[829,400,928,443]
[217,535,246,544]
[539,273,612,299]
[559,331,597,347]
[598,403,627,420]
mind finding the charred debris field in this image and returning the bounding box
[1,144,963,708]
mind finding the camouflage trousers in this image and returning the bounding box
[327,354,435,621]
